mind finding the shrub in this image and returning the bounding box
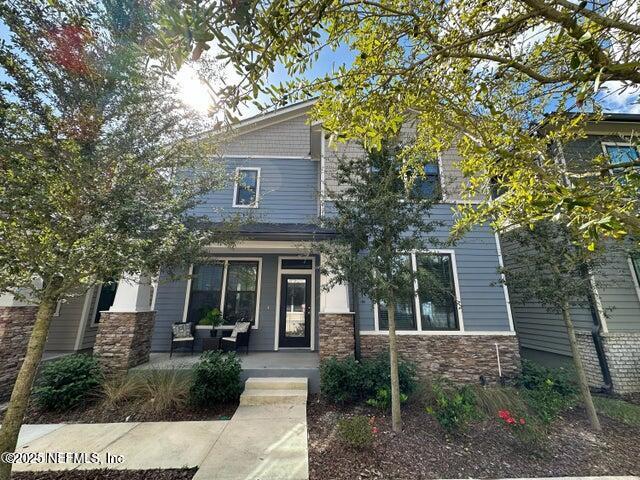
[320,354,417,404]
[366,387,407,410]
[361,353,418,398]
[34,354,103,411]
[141,369,191,414]
[320,356,364,403]
[337,415,377,449]
[426,382,478,432]
[517,360,577,424]
[497,409,546,449]
[190,351,243,406]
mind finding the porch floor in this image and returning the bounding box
[132,351,321,392]
[135,351,319,370]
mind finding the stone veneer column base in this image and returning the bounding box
[0,306,39,401]
[93,311,155,373]
[360,334,521,384]
[318,313,355,360]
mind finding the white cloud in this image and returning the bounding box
[601,81,640,113]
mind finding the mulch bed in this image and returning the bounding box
[11,469,197,479]
[308,395,640,479]
[6,399,237,424]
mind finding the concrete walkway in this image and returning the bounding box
[11,378,309,479]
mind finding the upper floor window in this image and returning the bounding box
[602,143,639,173]
[233,168,260,208]
[376,251,461,331]
[413,164,440,198]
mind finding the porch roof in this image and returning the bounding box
[216,222,337,241]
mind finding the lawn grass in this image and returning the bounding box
[593,396,640,426]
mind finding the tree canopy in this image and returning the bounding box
[152,0,640,249]
[0,0,225,301]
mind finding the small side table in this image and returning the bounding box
[202,336,221,351]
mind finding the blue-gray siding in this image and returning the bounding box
[191,158,319,224]
[356,203,512,332]
[500,234,594,357]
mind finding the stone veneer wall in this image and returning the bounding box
[0,306,38,400]
[93,311,155,373]
[318,313,355,360]
[603,332,640,394]
[575,331,606,389]
[360,334,521,384]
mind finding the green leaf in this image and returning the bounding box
[570,52,580,70]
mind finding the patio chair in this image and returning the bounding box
[221,321,252,354]
[170,322,195,358]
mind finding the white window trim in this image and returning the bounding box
[232,167,261,208]
[274,256,316,351]
[73,286,95,351]
[601,141,639,173]
[53,299,63,317]
[628,255,640,304]
[182,258,262,329]
[372,249,464,334]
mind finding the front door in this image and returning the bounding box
[279,274,311,348]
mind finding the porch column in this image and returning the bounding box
[319,256,355,360]
[93,272,156,374]
[0,289,39,400]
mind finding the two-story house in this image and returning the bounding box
[37,100,520,385]
[502,113,640,394]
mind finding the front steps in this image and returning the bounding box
[240,377,308,406]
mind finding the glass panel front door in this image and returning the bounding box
[279,274,311,348]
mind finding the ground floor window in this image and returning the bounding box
[376,251,460,331]
[187,259,260,326]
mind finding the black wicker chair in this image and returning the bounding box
[170,322,195,357]
[220,321,252,354]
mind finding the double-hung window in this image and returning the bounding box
[376,252,461,332]
[233,168,260,207]
[187,260,260,326]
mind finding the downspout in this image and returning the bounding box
[555,139,612,391]
[584,268,613,392]
[352,287,361,360]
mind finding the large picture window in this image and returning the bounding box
[187,259,260,326]
[375,252,460,332]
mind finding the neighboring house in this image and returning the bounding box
[36,100,519,383]
[502,113,640,394]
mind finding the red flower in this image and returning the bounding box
[498,410,511,420]
[506,417,515,424]
[519,418,526,425]
[372,427,379,434]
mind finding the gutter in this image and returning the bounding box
[584,268,613,392]
[352,287,361,360]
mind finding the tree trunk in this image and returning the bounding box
[386,300,403,432]
[0,282,60,480]
[561,300,601,432]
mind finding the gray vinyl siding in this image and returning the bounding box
[151,255,321,352]
[560,135,640,332]
[45,293,86,352]
[356,203,512,332]
[500,233,594,358]
[594,244,640,332]
[191,157,319,224]
[220,115,311,158]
